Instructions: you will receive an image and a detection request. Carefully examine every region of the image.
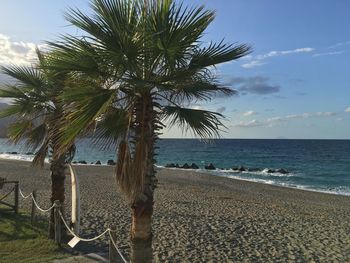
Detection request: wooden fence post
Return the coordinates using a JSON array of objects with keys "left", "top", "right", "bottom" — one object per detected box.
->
[
  {"left": 54, "top": 200, "right": 61, "bottom": 245},
  {"left": 31, "top": 190, "right": 37, "bottom": 225},
  {"left": 14, "top": 182, "right": 19, "bottom": 214},
  {"left": 109, "top": 225, "right": 118, "bottom": 262}
]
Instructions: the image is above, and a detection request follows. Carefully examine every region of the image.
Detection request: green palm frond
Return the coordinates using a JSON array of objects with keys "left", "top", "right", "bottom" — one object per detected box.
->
[
  {"left": 7, "top": 120, "right": 34, "bottom": 143},
  {"left": 56, "top": 81, "right": 117, "bottom": 150},
  {"left": 93, "top": 106, "right": 129, "bottom": 148},
  {"left": 161, "top": 106, "right": 224, "bottom": 138},
  {"left": 189, "top": 42, "right": 251, "bottom": 69}
]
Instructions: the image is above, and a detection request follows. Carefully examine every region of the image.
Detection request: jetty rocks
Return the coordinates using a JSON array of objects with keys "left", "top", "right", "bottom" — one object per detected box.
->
[
  {"left": 230, "top": 166, "right": 289, "bottom": 174},
  {"left": 165, "top": 163, "right": 200, "bottom": 169}
]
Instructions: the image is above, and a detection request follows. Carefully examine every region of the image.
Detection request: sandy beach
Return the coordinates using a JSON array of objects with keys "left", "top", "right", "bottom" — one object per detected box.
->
[{"left": 1, "top": 159, "right": 350, "bottom": 262}]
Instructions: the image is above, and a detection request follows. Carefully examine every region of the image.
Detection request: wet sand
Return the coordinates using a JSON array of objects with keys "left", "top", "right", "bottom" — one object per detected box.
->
[{"left": 1, "top": 159, "right": 350, "bottom": 262}]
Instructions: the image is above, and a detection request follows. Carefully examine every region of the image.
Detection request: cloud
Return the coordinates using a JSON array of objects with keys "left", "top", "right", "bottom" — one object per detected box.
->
[
  {"left": 0, "top": 34, "right": 41, "bottom": 66},
  {"left": 243, "top": 110, "right": 257, "bottom": 117},
  {"left": 216, "top": 106, "right": 226, "bottom": 113},
  {"left": 242, "top": 47, "right": 314, "bottom": 69},
  {"left": 313, "top": 51, "right": 344, "bottom": 57},
  {"left": 232, "top": 111, "right": 338, "bottom": 128},
  {"left": 227, "top": 76, "right": 280, "bottom": 95},
  {"left": 328, "top": 41, "right": 350, "bottom": 49},
  {"left": 345, "top": 107, "right": 350, "bottom": 112},
  {"left": 256, "top": 48, "right": 314, "bottom": 60},
  {"left": 233, "top": 119, "right": 264, "bottom": 128},
  {"left": 241, "top": 60, "right": 266, "bottom": 69}
]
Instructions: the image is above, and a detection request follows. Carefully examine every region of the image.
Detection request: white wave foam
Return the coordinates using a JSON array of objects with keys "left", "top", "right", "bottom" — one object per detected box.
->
[{"left": 0, "top": 153, "right": 36, "bottom": 162}]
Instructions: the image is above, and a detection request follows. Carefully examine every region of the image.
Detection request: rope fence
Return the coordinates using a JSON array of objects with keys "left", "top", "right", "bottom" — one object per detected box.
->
[{"left": 18, "top": 187, "right": 128, "bottom": 263}]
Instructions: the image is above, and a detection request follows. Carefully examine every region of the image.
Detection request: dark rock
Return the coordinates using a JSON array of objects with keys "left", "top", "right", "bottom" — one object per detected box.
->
[
  {"left": 237, "top": 165, "right": 246, "bottom": 172},
  {"left": 11, "top": 152, "right": 17, "bottom": 155},
  {"left": 107, "top": 159, "right": 116, "bottom": 165},
  {"left": 191, "top": 163, "right": 199, "bottom": 169},
  {"left": 165, "top": 163, "right": 176, "bottom": 168},
  {"left": 25, "top": 152, "right": 33, "bottom": 155},
  {"left": 175, "top": 164, "right": 180, "bottom": 168},
  {"left": 276, "top": 168, "right": 289, "bottom": 174},
  {"left": 181, "top": 163, "right": 190, "bottom": 169},
  {"left": 266, "top": 169, "right": 275, "bottom": 173},
  {"left": 95, "top": 160, "right": 101, "bottom": 165},
  {"left": 72, "top": 161, "right": 77, "bottom": 164},
  {"left": 205, "top": 163, "right": 215, "bottom": 170},
  {"left": 79, "top": 160, "right": 87, "bottom": 164}
]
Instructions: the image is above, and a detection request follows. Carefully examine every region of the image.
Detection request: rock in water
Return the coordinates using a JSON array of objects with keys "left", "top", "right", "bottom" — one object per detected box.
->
[
  {"left": 165, "top": 163, "right": 176, "bottom": 168},
  {"left": 276, "top": 168, "right": 289, "bottom": 174},
  {"left": 191, "top": 163, "right": 199, "bottom": 169},
  {"left": 205, "top": 163, "right": 216, "bottom": 170},
  {"left": 95, "top": 160, "right": 101, "bottom": 165},
  {"left": 237, "top": 165, "right": 246, "bottom": 172},
  {"left": 107, "top": 159, "right": 116, "bottom": 165},
  {"left": 79, "top": 160, "right": 87, "bottom": 164},
  {"left": 266, "top": 169, "right": 275, "bottom": 173},
  {"left": 182, "top": 163, "right": 190, "bottom": 169}
]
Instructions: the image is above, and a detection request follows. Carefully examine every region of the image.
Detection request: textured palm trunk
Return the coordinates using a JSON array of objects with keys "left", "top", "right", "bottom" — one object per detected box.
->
[
  {"left": 48, "top": 153, "right": 66, "bottom": 239},
  {"left": 130, "top": 95, "right": 157, "bottom": 263}
]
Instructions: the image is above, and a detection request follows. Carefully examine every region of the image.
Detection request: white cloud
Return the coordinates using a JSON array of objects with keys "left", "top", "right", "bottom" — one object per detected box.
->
[
  {"left": 0, "top": 34, "right": 40, "bottom": 66},
  {"left": 243, "top": 110, "right": 257, "bottom": 117},
  {"left": 241, "top": 60, "right": 266, "bottom": 69},
  {"left": 233, "top": 119, "right": 263, "bottom": 128},
  {"left": 313, "top": 51, "right": 344, "bottom": 57},
  {"left": 232, "top": 111, "right": 337, "bottom": 128},
  {"left": 345, "top": 107, "right": 350, "bottom": 112},
  {"left": 256, "top": 47, "right": 314, "bottom": 60},
  {"left": 241, "top": 47, "right": 314, "bottom": 69},
  {"left": 328, "top": 41, "right": 350, "bottom": 49}
]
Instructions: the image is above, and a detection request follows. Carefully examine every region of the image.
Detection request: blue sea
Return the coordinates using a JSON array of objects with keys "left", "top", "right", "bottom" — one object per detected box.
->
[{"left": 0, "top": 138, "right": 349, "bottom": 196}]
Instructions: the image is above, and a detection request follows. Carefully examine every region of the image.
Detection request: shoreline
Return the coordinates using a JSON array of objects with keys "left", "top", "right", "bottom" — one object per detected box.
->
[
  {"left": 1, "top": 159, "right": 350, "bottom": 261},
  {"left": 1, "top": 156, "right": 348, "bottom": 197}
]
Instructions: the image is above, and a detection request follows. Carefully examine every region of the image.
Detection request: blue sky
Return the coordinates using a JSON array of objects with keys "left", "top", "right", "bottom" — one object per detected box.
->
[{"left": 0, "top": 0, "right": 349, "bottom": 139}]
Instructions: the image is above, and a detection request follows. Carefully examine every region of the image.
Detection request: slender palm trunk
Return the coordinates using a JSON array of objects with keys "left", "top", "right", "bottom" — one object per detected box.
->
[
  {"left": 130, "top": 95, "right": 158, "bottom": 263},
  {"left": 48, "top": 153, "right": 66, "bottom": 238},
  {"left": 48, "top": 107, "right": 67, "bottom": 239}
]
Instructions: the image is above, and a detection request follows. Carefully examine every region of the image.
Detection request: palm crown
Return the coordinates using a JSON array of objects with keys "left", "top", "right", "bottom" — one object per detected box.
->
[{"left": 0, "top": 50, "right": 74, "bottom": 165}]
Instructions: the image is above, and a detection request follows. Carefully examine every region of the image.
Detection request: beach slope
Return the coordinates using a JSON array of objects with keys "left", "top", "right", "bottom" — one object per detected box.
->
[{"left": 1, "top": 159, "right": 349, "bottom": 262}]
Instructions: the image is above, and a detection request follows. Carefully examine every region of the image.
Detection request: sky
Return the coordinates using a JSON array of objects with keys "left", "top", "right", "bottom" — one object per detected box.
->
[{"left": 0, "top": 0, "right": 349, "bottom": 139}]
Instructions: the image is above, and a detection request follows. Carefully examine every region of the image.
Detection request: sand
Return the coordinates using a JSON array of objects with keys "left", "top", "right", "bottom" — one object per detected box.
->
[{"left": 1, "top": 159, "right": 350, "bottom": 262}]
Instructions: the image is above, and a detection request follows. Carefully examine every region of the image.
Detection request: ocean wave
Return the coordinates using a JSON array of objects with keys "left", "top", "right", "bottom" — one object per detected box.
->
[
  {"left": 0, "top": 153, "right": 36, "bottom": 162},
  {"left": 157, "top": 165, "right": 350, "bottom": 196}
]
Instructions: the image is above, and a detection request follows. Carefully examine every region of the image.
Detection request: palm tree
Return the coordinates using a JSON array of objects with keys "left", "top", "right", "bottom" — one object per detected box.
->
[
  {"left": 47, "top": 0, "right": 251, "bottom": 261},
  {"left": 0, "top": 50, "right": 75, "bottom": 238}
]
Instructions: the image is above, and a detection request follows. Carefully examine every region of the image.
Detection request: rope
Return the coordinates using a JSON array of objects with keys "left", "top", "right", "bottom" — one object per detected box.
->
[
  {"left": 32, "top": 197, "right": 56, "bottom": 212},
  {"left": 0, "top": 187, "right": 15, "bottom": 201},
  {"left": 108, "top": 231, "right": 128, "bottom": 263},
  {"left": 58, "top": 210, "right": 127, "bottom": 263},
  {"left": 19, "top": 188, "right": 55, "bottom": 212},
  {"left": 19, "top": 188, "right": 32, "bottom": 199},
  {"left": 19, "top": 187, "right": 128, "bottom": 262},
  {"left": 59, "top": 210, "right": 110, "bottom": 241}
]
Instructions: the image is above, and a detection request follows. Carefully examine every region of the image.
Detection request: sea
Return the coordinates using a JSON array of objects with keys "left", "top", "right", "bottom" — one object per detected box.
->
[{"left": 0, "top": 138, "right": 349, "bottom": 196}]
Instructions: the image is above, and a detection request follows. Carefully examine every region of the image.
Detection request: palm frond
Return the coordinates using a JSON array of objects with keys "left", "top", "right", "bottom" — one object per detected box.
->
[
  {"left": 189, "top": 42, "right": 251, "bottom": 69},
  {"left": 7, "top": 120, "right": 33, "bottom": 143},
  {"left": 93, "top": 107, "right": 129, "bottom": 148},
  {"left": 56, "top": 82, "right": 116, "bottom": 152},
  {"left": 161, "top": 106, "right": 224, "bottom": 138}
]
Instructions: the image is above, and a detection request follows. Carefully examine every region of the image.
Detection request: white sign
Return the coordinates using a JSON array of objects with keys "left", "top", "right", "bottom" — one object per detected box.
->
[{"left": 68, "top": 236, "right": 80, "bottom": 248}]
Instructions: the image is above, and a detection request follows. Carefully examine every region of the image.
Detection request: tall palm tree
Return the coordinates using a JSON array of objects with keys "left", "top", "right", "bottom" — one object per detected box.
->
[
  {"left": 0, "top": 50, "right": 75, "bottom": 238},
  {"left": 47, "top": 0, "right": 251, "bottom": 261}
]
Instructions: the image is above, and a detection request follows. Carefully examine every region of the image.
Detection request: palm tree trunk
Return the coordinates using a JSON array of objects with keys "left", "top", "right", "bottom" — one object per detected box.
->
[
  {"left": 48, "top": 154, "right": 66, "bottom": 239},
  {"left": 130, "top": 95, "right": 158, "bottom": 263}
]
